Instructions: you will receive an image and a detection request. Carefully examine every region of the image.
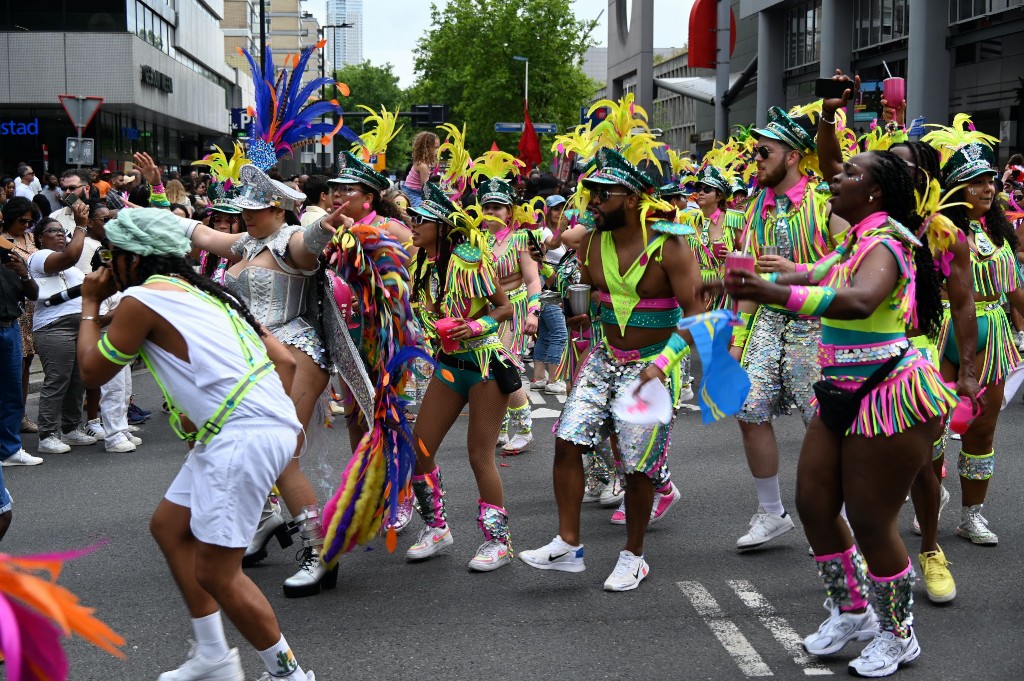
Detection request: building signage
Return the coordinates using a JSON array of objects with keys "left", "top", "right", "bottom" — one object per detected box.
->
[
  {"left": 141, "top": 65, "right": 173, "bottom": 93},
  {"left": 1, "top": 118, "right": 40, "bottom": 135}
]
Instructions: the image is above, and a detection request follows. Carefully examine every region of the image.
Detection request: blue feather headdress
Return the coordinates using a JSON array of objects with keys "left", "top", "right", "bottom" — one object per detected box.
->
[{"left": 237, "top": 41, "right": 361, "bottom": 170}]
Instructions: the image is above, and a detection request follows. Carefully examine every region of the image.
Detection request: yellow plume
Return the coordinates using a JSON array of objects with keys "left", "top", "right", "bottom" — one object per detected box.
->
[
  {"left": 514, "top": 197, "right": 545, "bottom": 227},
  {"left": 667, "top": 148, "right": 697, "bottom": 179},
  {"left": 451, "top": 204, "right": 498, "bottom": 264},
  {"left": 621, "top": 131, "right": 665, "bottom": 173},
  {"left": 588, "top": 93, "right": 650, "bottom": 149},
  {"left": 789, "top": 99, "right": 824, "bottom": 124},
  {"left": 352, "top": 105, "right": 402, "bottom": 160},
  {"left": 437, "top": 122, "right": 472, "bottom": 194},
  {"left": 921, "top": 113, "right": 1000, "bottom": 165},
  {"left": 552, "top": 125, "right": 598, "bottom": 160},
  {"left": 471, "top": 150, "right": 524, "bottom": 183},
  {"left": 193, "top": 142, "right": 251, "bottom": 183}
]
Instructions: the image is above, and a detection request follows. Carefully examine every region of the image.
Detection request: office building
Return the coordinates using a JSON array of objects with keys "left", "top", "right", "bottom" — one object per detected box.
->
[
  {"left": 326, "top": 0, "right": 363, "bottom": 70},
  {"left": 0, "top": 1, "right": 248, "bottom": 173}
]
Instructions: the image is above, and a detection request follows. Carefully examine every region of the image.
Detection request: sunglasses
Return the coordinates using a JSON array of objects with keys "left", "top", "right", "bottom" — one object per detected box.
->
[
  {"left": 16, "top": 216, "right": 35, "bottom": 226},
  {"left": 592, "top": 187, "right": 630, "bottom": 202},
  {"left": 410, "top": 214, "right": 432, "bottom": 225},
  {"left": 694, "top": 184, "right": 717, "bottom": 195},
  {"left": 754, "top": 146, "right": 774, "bottom": 160},
  {"left": 92, "top": 215, "right": 113, "bottom": 223},
  {"left": 40, "top": 228, "right": 66, "bottom": 236}
]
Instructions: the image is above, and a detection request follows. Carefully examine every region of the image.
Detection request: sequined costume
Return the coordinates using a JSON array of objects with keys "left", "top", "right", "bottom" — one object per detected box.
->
[
  {"left": 685, "top": 208, "right": 746, "bottom": 310},
  {"left": 737, "top": 177, "right": 833, "bottom": 425},
  {"left": 810, "top": 213, "right": 957, "bottom": 436},
  {"left": 225, "top": 224, "right": 327, "bottom": 368},
  {"left": 935, "top": 219, "right": 1024, "bottom": 384}
]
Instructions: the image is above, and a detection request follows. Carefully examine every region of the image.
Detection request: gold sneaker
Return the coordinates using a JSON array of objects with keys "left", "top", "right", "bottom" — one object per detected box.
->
[{"left": 919, "top": 546, "right": 956, "bottom": 603}]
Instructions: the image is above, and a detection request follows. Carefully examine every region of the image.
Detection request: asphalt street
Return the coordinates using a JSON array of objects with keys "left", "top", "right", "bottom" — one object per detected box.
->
[{"left": 5, "top": 369, "right": 1024, "bottom": 680}]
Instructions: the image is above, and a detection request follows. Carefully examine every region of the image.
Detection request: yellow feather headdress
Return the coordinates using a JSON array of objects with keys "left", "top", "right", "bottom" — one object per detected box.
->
[
  {"left": 193, "top": 142, "right": 251, "bottom": 184},
  {"left": 470, "top": 150, "right": 524, "bottom": 183},
  {"left": 351, "top": 105, "right": 402, "bottom": 160},
  {"left": 920, "top": 113, "right": 999, "bottom": 165},
  {"left": 437, "top": 122, "right": 473, "bottom": 197}
]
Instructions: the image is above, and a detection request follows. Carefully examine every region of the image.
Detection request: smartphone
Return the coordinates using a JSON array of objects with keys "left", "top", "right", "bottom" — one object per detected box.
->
[
  {"left": 0, "top": 249, "right": 10, "bottom": 264},
  {"left": 62, "top": 192, "right": 80, "bottom": 209},
  {"left": 526, "top": 229, "right": 544, "bottom": 255},
  {"left": 814, "top": 78, "right": 853, "bottom": 101}
]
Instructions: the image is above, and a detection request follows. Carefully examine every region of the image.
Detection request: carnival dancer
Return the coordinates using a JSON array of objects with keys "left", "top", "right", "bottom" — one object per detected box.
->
[
  {"left": 723, "top": 150, "right": 956, "bottom": 678},
  {"left": 471, "top": 151, "right": 543, "bottom": 454},
  {"left": 77, "top": 208, "right": 317, "bottom": 681},
  {"left": 686, "top": 145, "right": 747, "bottom": 310},
  {"left": 520, "top": 143, "right": 705, "bottom": 591},
  {"left": 731, "top": 105, "right": 845, "bottom": 550},
  {"left": 400, "top": 183, "right": 518, "bottom": 570},
  {"left": 922, "top": 116, "right": 1024, "bottom": 547}
]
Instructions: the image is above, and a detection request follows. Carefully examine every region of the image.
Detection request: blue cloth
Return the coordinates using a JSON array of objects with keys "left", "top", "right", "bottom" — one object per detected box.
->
[
  {"left": 0, "top": 323, "right": 24, "bottom": 458},
  {"left": 401, "top": 182, "right": 424, "bottom": 208},
  {"left": 534, "top": 304, "right": 568, "bottom": 364},
  {"left": 677, "top": 310, "right": 751, "bottom": 424}
]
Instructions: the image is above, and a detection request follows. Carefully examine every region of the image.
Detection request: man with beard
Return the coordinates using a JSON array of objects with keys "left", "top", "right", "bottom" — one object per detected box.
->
[
  {"left": 520, "top": 147, "right": 704, "bottom": 591},
  {"left": 731, "top": 106, "right": 846, "bottom": 550}
]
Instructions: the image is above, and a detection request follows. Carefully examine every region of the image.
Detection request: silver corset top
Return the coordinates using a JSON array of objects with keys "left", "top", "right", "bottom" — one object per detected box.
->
[{"left": 224, "top": 265, "right": 315, "bottom": 329}]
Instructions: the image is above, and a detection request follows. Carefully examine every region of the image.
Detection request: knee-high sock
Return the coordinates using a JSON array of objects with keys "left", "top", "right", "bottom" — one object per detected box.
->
[{"left": 412, "top": 467, "right": 447, "bottom": 528}]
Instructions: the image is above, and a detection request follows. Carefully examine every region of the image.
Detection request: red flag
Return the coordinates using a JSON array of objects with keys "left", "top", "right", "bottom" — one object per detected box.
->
[
  {"left": 490, "top": 141, "right": 500, "bottom": 151},
  {"left": 518, "top": 104, "right": 542, "bottom": 170}
]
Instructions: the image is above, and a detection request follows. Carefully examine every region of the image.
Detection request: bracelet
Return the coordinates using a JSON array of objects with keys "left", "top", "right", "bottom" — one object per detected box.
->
[
  {"left": 821, "top": 112, "right": 836, "bottom": 125},
  {"left": 81, "top": 316, "right": 100, "bottom": 324},
  {"left": 652, "top": 333, "right": 690, "bottom": 374},
  {"left": 784, "top": 285, "right": 836, "bottom": 316}
]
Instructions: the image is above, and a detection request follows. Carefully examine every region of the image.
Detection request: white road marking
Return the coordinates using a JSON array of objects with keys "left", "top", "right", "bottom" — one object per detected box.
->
[
  {"left": 527, "top": 390, "right": 547, "bottom": 405},
  {"left": 678, "top": 581, "right": 774, "bottom": 677},
  {"left": 530, "top": 408, "right": 562, "bottom": 419},
  {"left": 554, "top": 393, "right": 567, "bottom": 404},
  {"left": 728, "top": 580, "right": 834, "bottom": 676}
]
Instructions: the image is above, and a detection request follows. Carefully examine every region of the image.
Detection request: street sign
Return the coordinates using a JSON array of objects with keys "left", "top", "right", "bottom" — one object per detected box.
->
[
  {"left": 494, "top": 122, "right": 557, "bottom": 134},
  {"left": 907, "top": 115, "right": 926, "bottom": 138},
  {"left": 66, "top": 137, "right": 95, "bottom": 165},
  {"left": 58, "top": 95, "right": 104, "bottom": 134}
]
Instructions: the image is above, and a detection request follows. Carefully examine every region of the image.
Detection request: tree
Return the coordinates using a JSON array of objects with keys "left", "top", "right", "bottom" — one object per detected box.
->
[
  {"left": 332, "top": 61, "right": 413, "bottom": 175},
  {"left": 412, "top": 0, "right": 599, "bottom": 162}
]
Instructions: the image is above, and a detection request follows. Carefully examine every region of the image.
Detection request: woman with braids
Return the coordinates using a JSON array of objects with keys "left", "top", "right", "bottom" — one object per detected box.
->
[
  {"left": 402, "top": 182, "right": 518, "bottom": 571},
  {"left": 723, "top": 150, "right": 957, "bottom": 677},
  {"left": 76, "top": 208, "right": 316, "bottom": 681},
  {"left": 922, "top": 117, "right": 1024, "bottom": 547},
  {"left": 134, "top": 150, "right": 349, "bottom": 599}
]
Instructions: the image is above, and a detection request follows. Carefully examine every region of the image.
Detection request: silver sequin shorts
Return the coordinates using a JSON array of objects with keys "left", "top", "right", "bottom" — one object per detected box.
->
[
  {"left": 738, "top": 307, "right": 821, "bottom": 425},
  {"left": 556, "top": 342, "right": 676, "bottom": 479}
]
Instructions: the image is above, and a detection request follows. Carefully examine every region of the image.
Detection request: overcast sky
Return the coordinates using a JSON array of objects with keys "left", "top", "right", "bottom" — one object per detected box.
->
[{"left": 309, "top": 0, "right": 695, "bottom": 87}]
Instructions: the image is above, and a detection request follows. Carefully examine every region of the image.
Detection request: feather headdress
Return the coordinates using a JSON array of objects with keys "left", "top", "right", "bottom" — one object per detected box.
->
[
  {"left": 859, "top": 119, "right": 908, "bottom": 152},
  {"left": 666, "top": 147, "right": 698, "bottom": 182},
  {"left": 352, "top": 105, "right": 402, "bottom": 161},
  {"left": 922, "top": 114, "right": 1000, "bottom": 185},
  {"left": 915, "top": 174, "right": 969, "bottom": 277},
  {"left": 437, "top": 123, "right": 473, "bottom": 197},
  {"left": 552, "top": 125, "right": 599, "bottom": 162},
  {"left": 238, "top": 42, "right": 359, "bottom": 170},
  {"left": 470, "top": 150, "right": 524, "bottom": 184},
  {"left": 192, "top": 142, "right": 251, "bottom": 186}
]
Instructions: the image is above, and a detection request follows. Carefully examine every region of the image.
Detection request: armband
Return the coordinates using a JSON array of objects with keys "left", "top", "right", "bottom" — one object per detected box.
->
[
  {"left": 303, "top": 218, "right": 334, "bottom": 254},
  {"left": 150, "top": 183, "right": 170, "bottom": 208},
  {"left": 540, "top": 262, "right": 555, "bottom": 279},
  {"left": 527, "top": 293, "right": 541, "bottom": 314},
  {"left": 98, "top": 334, "right": 137, "bottom": 366},
  {"left": 731, "top": 311, "right": 752, "bottom": 348},
  {"left": 652, "top": 333, "right": 690, "bottom": 373},
  {"left": 784, "top": 285, "right": 836, "bottom": 317},
  {"left": 467, "top": 315, "right": 498, "bottom": 337}
]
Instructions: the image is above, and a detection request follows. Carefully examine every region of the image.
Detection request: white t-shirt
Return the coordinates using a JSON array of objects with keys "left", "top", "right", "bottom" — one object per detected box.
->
[
  {"left": 75, "top": 236, "right": 102, "bottom": 274},
  {"left": 14, "top": 181, "right": 35, "bottom": 199},
  {"left": 27, "top": 250, "right": 85, "bottom": 330},
  {"left": 538, "top": 226, "right": 567, "bottom": 265}
]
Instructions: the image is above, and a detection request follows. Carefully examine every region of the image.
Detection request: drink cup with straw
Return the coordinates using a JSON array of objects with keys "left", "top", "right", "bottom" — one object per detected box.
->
[
  {"left": 882, "top": 60, "right": 905, "bottom": 112},
  {"left": 725, "top": 227, "right": 756, "bottom": 323}
]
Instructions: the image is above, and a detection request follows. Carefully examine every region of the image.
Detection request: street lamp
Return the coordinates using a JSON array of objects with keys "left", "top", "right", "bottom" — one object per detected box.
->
[
  {"left": 513, "top": 55, "right": 529, "bottom": 107},
  {"left": 319, "top": 22, "right": 353, "bottom": 171}
]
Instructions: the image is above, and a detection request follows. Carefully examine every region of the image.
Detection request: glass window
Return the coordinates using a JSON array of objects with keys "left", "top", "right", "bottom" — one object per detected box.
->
[
  {"left": 126, "top": 1, "right": 136, "bottom": 33},
  {"left": 855, "top": 0, "right": 909, "bottom": 49},
  {"left": 785, "top": 1, "right": 821, "bottom": 71}
]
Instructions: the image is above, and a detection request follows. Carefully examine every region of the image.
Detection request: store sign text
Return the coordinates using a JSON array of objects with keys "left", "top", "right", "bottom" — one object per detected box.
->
[
  {"left": 141, "top": 65, "right": 173, "bottom": 93},
  {"left": 0, "top": 119, "right": 39, "bottom": 135}
]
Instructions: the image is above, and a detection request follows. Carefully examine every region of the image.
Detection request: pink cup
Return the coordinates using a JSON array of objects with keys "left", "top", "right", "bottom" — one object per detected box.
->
[
  {"left": 883, "top": 77, "right": 905, "bottom": 107},
  {"left": 725, "top": 251, "right": 756, "bottom": 274},
  {"left": 434, "top": 317, "right": 463, "bottom": 354},
  {"left": 949, "top": 396, "right": 981, "bottom": 435}
]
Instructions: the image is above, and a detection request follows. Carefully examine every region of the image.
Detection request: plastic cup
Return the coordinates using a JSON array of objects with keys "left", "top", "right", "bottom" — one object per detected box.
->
[
  {"left": 949, "top": 396, "right": 980, "bottom": 435},
  {"left": 711, "top": 241, "right": 728, "bottom": 259},
  {"left": 568, "top": 283, "right": 592, "bottom": 316},
  {"left": 883, "top": 77, "right": 905, "bottom": 107},
  {"left": 434, "top": 317, "right": 463, "bottom": 354},
  {"left": 760, "top": 245, "right": 780, "bottom": 257},
  {"left": 725, "top": 251, "right": 756, "bottom": 274}
]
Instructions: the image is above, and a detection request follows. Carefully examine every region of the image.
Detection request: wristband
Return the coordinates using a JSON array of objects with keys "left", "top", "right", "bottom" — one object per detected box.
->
[
  {"left": 303, "top": 218, "right": 334, "bottom": 254},
  {"left": 540, "top": 262, "right": 554, "bottom": 279},
  {"left": 784, "top": 285, "right": 836, "bottom": 316},
  {"left": 468, "top": 315, "right": 498, "bottom": 337},
  {"left": 98, "top": 334, "right": 137, "bottom": 366},
  {"left": 731, "top": 310, "right": 753, "bottom": 348},
  {"left": 466, "top": 319, "right": 483, "bottom": 336},
  {"left": 652, "top": 332, "right": 690, "bottom": 374},
  {"left": 527, "top": 292, "right": 541, "bottom": 315}
]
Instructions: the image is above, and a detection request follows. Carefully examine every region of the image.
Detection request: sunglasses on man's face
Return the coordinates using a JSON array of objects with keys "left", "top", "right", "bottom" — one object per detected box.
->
[
  {"left": 754, "top": 146, "right": 774, "bottom": 160},
  {"left": 592, "top": 187, "right": 630, "bottom": 203}
]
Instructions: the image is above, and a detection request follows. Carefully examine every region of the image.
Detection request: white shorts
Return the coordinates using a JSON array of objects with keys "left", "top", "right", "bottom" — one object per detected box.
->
[{"left": 165, "top": 417, "right": 300, "bottom": 548}]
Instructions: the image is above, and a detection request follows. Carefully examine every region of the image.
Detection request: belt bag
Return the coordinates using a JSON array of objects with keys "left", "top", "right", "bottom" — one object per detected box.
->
[
  {"left": 812, "top": 346, "right": 908, "bottom": 434},
  {"left": 438, "top": 352, "right": 522, "bottom": 395}
]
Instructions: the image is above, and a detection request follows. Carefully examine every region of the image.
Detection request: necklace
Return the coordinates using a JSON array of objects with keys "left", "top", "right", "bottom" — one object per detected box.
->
[{"left": 970, "top": 220, "right": 995, "bottom": 257}]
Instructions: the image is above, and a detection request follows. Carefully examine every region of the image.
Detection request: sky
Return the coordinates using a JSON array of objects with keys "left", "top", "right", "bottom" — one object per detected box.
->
[{"left": 310, "top": 0, "right": 695, "bottom": 88}]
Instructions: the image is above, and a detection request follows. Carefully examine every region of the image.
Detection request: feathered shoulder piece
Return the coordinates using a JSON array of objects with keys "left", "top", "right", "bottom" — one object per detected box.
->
[
  {"left": 446, "top": 205, "right": 498, "bottom": 298},
  {"left": 238, "top": 42, "right": 359, "bottom": 170},
  {"left": 437, "top": 123, "right": 473, "bottom": 196},
  {"left": 921, "top": 113, "right": 999, "bottom": 165},
  {"left": 192, "top": 142, "right": 251, "bottom": 185},
  {"left": 650, "top": 218, "right": 695, "bottom": 236},
  {"left": 352, "top": 105, "right": 402, "bottom": 160},
  {"left": 471, "top": 150, "right": 524, "bottom": 183}
]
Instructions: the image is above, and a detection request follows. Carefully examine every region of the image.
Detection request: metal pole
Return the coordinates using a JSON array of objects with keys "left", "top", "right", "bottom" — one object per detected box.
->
[
  {"left": 714, "top": 0, "right": 730, "bottom": 142},
  {"left": 259, "top": 0, "right": 267, "bottom": 73},
  {"left": 76, "top": 125, "right": 84, "bottom": 171},
  {"left": 524, "top": 58, "right": 529, "bottom": 108}
]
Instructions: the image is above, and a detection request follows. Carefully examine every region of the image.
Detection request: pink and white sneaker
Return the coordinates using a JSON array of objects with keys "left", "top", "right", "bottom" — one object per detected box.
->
[
  {"left": 610, "top": 500, "right": 626, "bottom": 525},
  {"left": 649, "top": 482, "right": 680, "bottom": 524}
]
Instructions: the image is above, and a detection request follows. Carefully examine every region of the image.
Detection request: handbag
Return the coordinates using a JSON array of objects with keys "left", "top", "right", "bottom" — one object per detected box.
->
[
  {"left": 437, "top": 352, "right": 523, "bottom": 395},
  {"left": 813, "top": 346, "right": 908, "bottom": 434}
]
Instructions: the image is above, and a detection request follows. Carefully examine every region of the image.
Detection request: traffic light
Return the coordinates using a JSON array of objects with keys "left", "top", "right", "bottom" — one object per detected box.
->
[{"left": 411, "top": 104, "right": 449, "bottom": 127}]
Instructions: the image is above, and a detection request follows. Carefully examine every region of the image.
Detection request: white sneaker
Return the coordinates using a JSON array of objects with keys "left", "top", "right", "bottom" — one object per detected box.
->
[
  {"left": 384, "top": 495, "right": 414, "bottom": 533},
  {"left": 736, "top": 507, "right": 795, "bottom": 549},
  {"left": 257, "top": 672, "right": 316, "bottom": 681},
  {"left": 955, "top": 504, "right": 998, "bottom": 545},
  {"left": 2, "top": 449, "right": 43, "bottom": 466},
  {"left": 496, "top": 432, "right": 509, "bottom": 447},
  {"left": 545, "top": 380, "right": 567, "bottom": 394},
  {"left": 678, "top": 384, "right": 695, "bottom": 403},
  {"left": 529, "top": 379, "right": 548, "bottom": 391},
  {"left": 519, "top": 535, "right": 586, "bottom": 572},
  {"left": 583, "top": 480, "right": 607, "bottom": 503},
  {"left": 61, "top": 428, "right": 97, "bottom": 446},
  {"left": 128, "top": 434, "right": 143, "bottom": 446},
  {"left": 502, "top": 432, "right": 533, "bottom": 453},
  {"left": 38, "top": 435, "right": 70, "bottom": 455},
  {"left": 603, "top": 550, "right": 649, "bottom": 592},
  {"left": 802, "top": 598, "right": 879, "bottom": 655},
  {"left": 157, "top": 642, "right": 244, "bottom": 681},
  {"left": 912, "top": 485, "right": 949, "bottom": 535},
  {"left": 468, "top": 539, "right": 512, "bottom": 572},
  {"left": 848, "top": 629, "right": 920, "bottom": 678},
  {"left": 126, "top": 424, "right": 141, "bottom": 433},
  {"left": 105, "top": 435, "right": 137, "bottom": 453},
  {"left": 610, "top": 499, "right": 626, "bottom": 525},
  {"left": 599, "top": 477, "right": 624, "bottom": 506},
  {"left": 406, "top": 524, "right": 453, "bottom": 561},
  {"left": 84, "top": 418, "right": 106, "bottom": 439}
]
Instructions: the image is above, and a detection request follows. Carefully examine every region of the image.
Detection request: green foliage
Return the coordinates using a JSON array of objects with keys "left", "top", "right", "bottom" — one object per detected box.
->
[
  {"left": 412, "top": 0, "right": 599, "bottom": 162},
  {"left": 332, "top": 61, "right": 413, "bottom": 174}
]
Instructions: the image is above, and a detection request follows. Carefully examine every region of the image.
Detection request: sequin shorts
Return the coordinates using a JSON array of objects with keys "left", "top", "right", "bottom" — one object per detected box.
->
[
  {"left": 556, "top": 343, "right": 676, "bottom": 478},
  {"left": 738, "top": 307, "right": 821, "bottom": 425}
]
